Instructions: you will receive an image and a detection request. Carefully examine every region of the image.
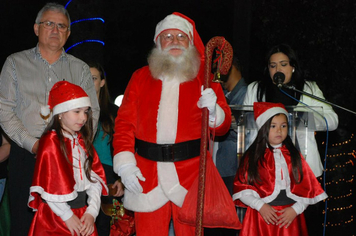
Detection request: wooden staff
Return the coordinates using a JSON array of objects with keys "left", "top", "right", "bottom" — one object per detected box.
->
[{"left": 195, "top": 36, "right": 233, "bottom": 235}]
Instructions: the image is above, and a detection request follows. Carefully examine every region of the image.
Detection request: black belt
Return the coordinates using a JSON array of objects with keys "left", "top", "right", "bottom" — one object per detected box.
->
[
  {"left": 135, "top": 138, "right": 201, "bottom": 162},
  {"left": 42, "top": 191, "right": 87, "bottom": 209},
  {"left": 269, "top": 190, "right": 296, "bottom": 206}
]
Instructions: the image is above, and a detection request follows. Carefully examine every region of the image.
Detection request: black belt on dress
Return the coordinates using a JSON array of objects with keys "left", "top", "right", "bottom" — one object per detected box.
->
[
  {"left": 269, "top": 190, "right": 296, "bottom": 206},
  {"left": 42, "top": 191, "right": 87, "bottom": 209},
  {"left": 135, "top": 138, "right": 201, "bottom": 162}
]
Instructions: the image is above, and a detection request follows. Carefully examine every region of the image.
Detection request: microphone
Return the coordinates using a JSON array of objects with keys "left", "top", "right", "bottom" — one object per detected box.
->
[{"left": 273, "top": 72, "right": 285, "bottom": 88}]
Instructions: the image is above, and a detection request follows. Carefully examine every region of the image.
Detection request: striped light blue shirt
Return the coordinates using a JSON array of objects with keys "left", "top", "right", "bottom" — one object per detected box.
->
[{"left": 0, "top": 45, "right": 99, "bottom": 152}]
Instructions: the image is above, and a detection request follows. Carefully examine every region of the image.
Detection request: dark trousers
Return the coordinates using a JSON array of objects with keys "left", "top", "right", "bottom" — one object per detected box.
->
[
  {"left": 96, "top": 163, "right": 118, "bottom": 236},
  {"left": 8, "top": 142, "right": 35, "bottom": 236}
]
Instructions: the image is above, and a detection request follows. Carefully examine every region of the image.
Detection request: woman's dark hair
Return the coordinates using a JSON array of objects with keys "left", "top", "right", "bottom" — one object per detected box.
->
[
  {"left": 238, "top": 113, "right": 303, "bottom": 185},
  {"left": 43, "top": 109, "right": 95, "bottom": 182},
  {"left": 257, "top": 44, "right": 308, "bottom": 103},
  {"left": 87, "top": 62, "right": 115, "bottom": 142}
]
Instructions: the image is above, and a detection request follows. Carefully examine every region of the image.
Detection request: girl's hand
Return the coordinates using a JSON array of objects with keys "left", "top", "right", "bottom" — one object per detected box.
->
[
  {"left": 276, "top": 207, "right": 297, "bottom": 228},
  {"left": 65, "top": 215, "right": 82, "bottom": 236},
  {"left": 80, "top": 213, "right": 95, "bottom": 236},
  {"left": 259, "top": 203, "right": 278, "bottom": 225},
  {"left": 112, "top": 180, "right": 125, "bottom": 197}
]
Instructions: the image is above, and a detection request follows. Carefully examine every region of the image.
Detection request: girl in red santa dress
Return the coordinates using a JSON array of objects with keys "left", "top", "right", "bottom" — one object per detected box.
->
[
  {"left": 233, "top": 102, "right": 327, "bottom": 236},
  {"left": 28, "top": 81, "right": 108, "bottom": 236}
]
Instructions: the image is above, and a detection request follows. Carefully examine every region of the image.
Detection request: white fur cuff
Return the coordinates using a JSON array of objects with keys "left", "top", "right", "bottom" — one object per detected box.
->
[
  {"left": 113, "top": 151, "right": 136, "bottom": 174},
  {"left": 209, "top": 104, "right": 225, "bottom": 127}
]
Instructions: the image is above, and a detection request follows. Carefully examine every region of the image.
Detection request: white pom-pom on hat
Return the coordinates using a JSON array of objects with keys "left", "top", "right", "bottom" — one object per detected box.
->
[{"left": 40, "top": 104, "right": 51, "bottom": 117}]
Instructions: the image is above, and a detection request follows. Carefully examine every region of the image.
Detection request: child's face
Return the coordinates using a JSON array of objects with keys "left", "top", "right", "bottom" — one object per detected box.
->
[
  {"left": 59, "top": 106, "right": 89, "bottom": 134},
  {"left": 268, "top": 114, "right": 288, "bottom": 146}
]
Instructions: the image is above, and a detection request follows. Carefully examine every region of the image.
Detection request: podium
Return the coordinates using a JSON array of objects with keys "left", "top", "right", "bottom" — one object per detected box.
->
[{"left": 229, "top": 105, "right": 324, "bottom": 160}]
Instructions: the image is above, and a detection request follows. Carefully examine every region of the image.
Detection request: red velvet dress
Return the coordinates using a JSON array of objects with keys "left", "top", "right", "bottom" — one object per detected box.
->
[
  {"left": 233, "top": 145, "right": 327, "bottom": 236},
  {"left": 28, "top": 131, "right": 108, "bottom": 236}
]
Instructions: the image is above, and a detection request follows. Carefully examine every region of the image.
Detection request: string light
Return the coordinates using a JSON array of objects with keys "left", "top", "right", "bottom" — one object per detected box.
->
[
  {"left": 322, "top": 215, "right": 354, "bottom": 227},
  {"left": 320, "top": 132, "right": 356, "bottom": 231},
  {"left": 326, "top": 150, "right": 356, "bottom": 158},
  {"left": 325, "top": 160, "right": 354, "bottom": 172},
  {"left": 321, "top": 133, "right": 355, "bottom": 146},
  {"left": 326, "top": 204, "right": 353, "bottom": 212},
  {"left": 64, "top": 1, "right": 105, "bottom": 52},
  {"left": 65, "top": 40, "right": 105, "bottom": 52},
  {"left": 65, "top": 0, "right": 72, "bottom": 9},
  {"left": 71, "top": 17, "right": 105, "bottom": 25}
]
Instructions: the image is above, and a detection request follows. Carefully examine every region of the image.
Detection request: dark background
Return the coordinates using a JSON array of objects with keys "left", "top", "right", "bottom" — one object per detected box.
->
[{"left": 1, "top": 0, "right": 356, "bottom": 234}]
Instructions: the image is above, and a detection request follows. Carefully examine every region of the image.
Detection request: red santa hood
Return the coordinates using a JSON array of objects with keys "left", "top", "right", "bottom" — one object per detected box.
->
[{"left": 154, "top": 12, "right": 205, "bottom": 60}]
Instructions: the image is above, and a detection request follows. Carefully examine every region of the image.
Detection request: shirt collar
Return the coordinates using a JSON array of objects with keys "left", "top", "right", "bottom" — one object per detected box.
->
[
  {"left": 271, "top": 143, "right": 283, "bottom": 149},
  {"left": 34, "top": 44, "right": 68, "bottom": 63}
]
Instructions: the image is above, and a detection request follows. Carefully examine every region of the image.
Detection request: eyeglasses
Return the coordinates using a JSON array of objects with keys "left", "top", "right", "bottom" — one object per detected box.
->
[
  {"left": 161, "top": 33, "right": 188, "bottom": 42},
  {"left": 38, "top": 21, "right": 69, "bottom": 32}
]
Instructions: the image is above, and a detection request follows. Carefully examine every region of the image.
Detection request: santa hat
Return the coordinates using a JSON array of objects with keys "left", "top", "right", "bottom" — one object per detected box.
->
[
  {"left": 153, "top": 12, "right": 205, "bottom": 57},
  {"left": 254, "top": 102, "right": 289, "bottom": 129},
  {"left": 41, "top": 81, "right": 91, "bottom": 117}
]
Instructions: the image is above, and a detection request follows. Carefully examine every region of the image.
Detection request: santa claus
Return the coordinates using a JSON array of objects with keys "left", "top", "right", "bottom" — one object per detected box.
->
[{"left": 113, "top": 12, "right": 237, "bottom": 235}]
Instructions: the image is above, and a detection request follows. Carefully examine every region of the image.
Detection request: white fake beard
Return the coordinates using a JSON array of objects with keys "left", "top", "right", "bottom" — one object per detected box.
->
[{"left": 148, "top": 45, "right": 201, "bottom": 82}]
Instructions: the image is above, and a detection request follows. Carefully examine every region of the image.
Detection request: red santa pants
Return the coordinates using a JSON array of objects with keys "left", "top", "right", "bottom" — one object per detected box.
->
[{"left": 134, "top": 201, "right": 195, "bottom": 236}]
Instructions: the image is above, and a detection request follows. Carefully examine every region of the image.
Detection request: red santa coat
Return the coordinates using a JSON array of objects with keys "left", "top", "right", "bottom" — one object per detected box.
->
[
  {"left": 113, "top": 64, "right": 231, "bottom": 212},
  {"left": 28, "top": 131, "right": 108, "bottom": 235}
]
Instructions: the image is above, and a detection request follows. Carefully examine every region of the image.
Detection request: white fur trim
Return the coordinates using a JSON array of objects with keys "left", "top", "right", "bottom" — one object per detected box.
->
[
  {"left": 123, "top": 186, "right": 170, "bottom": 212},
  {"left": 113, "top": 151, "right": 136, "bottom": 174},
  {"left": 28, "top": 186, "right": 77, "bottom": 210},
  {"left": 209, "top": 104, "right": 225, "bottom": 128},
  {"left": 256, "top": 107, "right": 289, "bottom": 129},
  {"left": 157, "top": 162, "right": 188, "bottom": 207},
  {"left": 122, "top": 163, "right": 188, "bottom": 212},
  {"left": 53, "top": 97, "right": 91, "bottom": 115},
  {"left": 154, "top": 14, "right": 193, "bottom": 43},
  {"left": 156, "top": 78, "right": 180, "bottom": 143}
]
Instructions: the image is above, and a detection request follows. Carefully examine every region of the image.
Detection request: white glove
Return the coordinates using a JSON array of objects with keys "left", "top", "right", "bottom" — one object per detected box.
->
[
  {"left": 118, "top": 163, "right": 146, "bottom": 194},
  {"left": 197, "top": 85, "right": 217, "bottom": 122}
]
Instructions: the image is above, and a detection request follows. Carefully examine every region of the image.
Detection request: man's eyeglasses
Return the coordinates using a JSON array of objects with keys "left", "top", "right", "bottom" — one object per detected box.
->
[
  {"left": 161, "top": 33, "right": 188, "bottom": 42},
  {"left": 38, "top": 21, "right": 69, "bottom": 32}
]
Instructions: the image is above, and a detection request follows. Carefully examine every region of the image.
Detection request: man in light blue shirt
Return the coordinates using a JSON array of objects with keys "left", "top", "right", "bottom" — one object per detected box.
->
[{"left": 0, "top": 3, "right": 99, "bottom": 235}]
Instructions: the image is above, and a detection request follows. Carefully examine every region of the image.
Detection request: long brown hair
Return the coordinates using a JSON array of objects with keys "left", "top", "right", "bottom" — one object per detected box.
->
[
  {"left": 238, "top": 114, "right": 303, "bottom": 185},
  {"left": 43, "top": 109, "right": 95, "bottom": 182},
  {"left": 87, "top": 62, "right": 115, "bottom": 141}
]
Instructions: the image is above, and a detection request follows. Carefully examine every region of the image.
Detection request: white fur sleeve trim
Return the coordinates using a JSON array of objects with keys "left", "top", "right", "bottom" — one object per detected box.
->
[
  {"left": 46, "top": 201, "right": 73, "bottom": 221},
  {"left": 113, "top": 151, "right": 136, "bottom": 174},
  {"left": 239, "top": 193, "right": 265, "bottom": 211},
  {"left": 90, "top": 170, "right": 109, "bottom": 194},
  {"left": 209, "top": 104, "right": 225, "bottom": 128},
  {"left": 233, "top": 189, "right": 261, "bottom": 202},
  {"left": 291, "top": 201, "right": 308, "bottom": 215}
]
